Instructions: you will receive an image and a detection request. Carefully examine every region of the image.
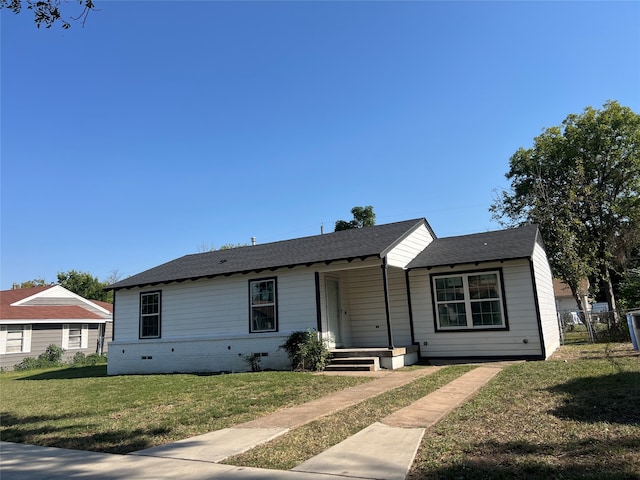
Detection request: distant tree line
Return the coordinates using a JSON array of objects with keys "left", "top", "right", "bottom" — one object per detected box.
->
[{"left": 12, "top": 269, "right": 121, "bottom": 303}]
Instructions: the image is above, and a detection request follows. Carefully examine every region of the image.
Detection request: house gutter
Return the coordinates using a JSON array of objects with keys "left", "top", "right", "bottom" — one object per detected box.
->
[{"left": 381, "top": 257, "right": 395, "bottom": 349}]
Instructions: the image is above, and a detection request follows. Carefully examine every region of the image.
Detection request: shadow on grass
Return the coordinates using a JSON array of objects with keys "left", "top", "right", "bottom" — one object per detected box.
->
[
  {"left": 1, "top": 410, "right": 169, "bottom": 454},
  {"left": 410, "top": 436, "right": 640, "bottom": 480},
  {"left": 548, "top": 372, "right": 640, "bottom": 425},
  {"left": 17, "top": 365, "right": 108, "bottom": 380}
]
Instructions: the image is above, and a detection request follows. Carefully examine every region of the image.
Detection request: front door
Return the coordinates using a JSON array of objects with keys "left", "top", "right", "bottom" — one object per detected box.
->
[{"left": 326, "top": 277, "right": 343, "bottom": 347}]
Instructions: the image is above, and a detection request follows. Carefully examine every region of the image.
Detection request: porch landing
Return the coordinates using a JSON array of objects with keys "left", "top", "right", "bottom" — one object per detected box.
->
[{"left": 327, "top": 346, "right": 420, "bottom": 372}]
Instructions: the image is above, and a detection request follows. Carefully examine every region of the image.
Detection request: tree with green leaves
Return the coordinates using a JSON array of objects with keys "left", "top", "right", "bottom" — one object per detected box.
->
[
  {"left": 334, "top": 206, "right": 376, "bottom": 231},
  {"left": 491, "top": 101, "right": 640, "bottom": 319},
  {"left": 0, "top": 0, "right": 96, "bottom": 28},
  {"left": 12, "top": 278, "right": 52, "bottom": 289},
  {"left": 57, "top": 270, "right": 111, "bottom": 302}
]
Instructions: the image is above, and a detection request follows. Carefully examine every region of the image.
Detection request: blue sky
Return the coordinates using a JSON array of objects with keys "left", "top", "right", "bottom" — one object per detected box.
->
[{"left": 2, "top": 1, "right": 639, "bottom": 290}]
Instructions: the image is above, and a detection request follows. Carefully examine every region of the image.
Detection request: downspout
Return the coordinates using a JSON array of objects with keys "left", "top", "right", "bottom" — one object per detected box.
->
[{"left": 381, "top": 257, "right": 395, "bottom": 349}]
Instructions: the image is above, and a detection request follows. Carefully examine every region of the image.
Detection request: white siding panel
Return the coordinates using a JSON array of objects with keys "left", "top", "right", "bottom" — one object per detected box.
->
[
  {"left": 532, "top": 242, "right": 561, "bottom": 358},
  {"left": 111, "top": 267, "right": 320, "bottom": 374},
  {"left": 386, "top": 225, "right": 434, "bottom": 268},
  {"left": 410, "top": 259, "right": 546, "bottom": 358}
]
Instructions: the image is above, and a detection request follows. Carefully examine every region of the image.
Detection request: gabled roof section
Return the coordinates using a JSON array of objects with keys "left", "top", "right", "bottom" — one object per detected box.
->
[
  {"left": 407, "top": 224, "right": 540, "bottom": 269},
  {"left": 0, "top": 286, "right": 110, "bottom": 322},
  {"left": 108, "top": 218, "right": 431, "bottom": 290}
]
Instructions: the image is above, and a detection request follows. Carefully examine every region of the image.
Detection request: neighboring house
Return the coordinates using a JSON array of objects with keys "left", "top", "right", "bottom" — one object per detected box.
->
[
  {"left": 106, "top": 218, "right": 560, "bottom": 375},
  {"left": 0, "top": 285, "right": 113, "bottom": 370},
  {"left": 553, "top": 278, "right": 590, "bottom": 314}
]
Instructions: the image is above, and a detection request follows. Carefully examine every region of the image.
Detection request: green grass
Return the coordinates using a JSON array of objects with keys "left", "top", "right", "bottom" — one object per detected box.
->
[
  {"left": 407, "top": 343, "right": 640, "bottom": 480},
  {"left": 0, "top": 367, "right": 370, "bottom": 453},
  {"left": 2, "top": 343, "right": 638, "bottom": 480}
]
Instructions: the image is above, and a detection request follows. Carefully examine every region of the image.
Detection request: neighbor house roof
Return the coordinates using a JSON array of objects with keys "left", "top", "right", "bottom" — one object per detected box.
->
[
  {"left": 553, "top": 278, "right": 590, "bottom": 297},
  {"left": 407, "top": 224, "right": 541, "bottom": 269},
  {"left": 108, "top": 218, "right": 434, "bottom": 290},
  {"left": 0, "top": 286, "right": 111, "bottom": 323}
]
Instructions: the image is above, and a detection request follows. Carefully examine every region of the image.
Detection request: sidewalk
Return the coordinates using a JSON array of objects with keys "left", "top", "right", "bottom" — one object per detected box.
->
[{"left": 0, "top": 363, "right": 506, "bottom": 480}]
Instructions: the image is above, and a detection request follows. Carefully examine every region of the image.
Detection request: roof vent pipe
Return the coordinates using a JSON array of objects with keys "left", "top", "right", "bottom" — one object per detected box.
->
[{"left": 251, "top": 237, "right": 256, "bottom": 246}]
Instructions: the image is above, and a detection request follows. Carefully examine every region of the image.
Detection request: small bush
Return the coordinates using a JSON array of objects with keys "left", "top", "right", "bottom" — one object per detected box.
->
[
  {"left": 41, "top": 344, "right": 65, "bottom": 363},
  {"left": 70, "top": 352, "right": 107, "bottom": 367},
  {"left": 243, "top": 353, "right": 262, "bottom": 372},
  {"left": 14, "top": 344, "right": 66, "bottom": 371},
  {"left": 280, "top": 330, "right": 331, "bottom": 371}
]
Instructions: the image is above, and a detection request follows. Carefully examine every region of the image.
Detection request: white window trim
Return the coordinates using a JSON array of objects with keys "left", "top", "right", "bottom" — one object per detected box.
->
[
  {"left": 62, "top": 324, "right": 89, "bottom": 350},
  {"left": 433, "top": 271, "right": 507, "bottom": 331},
  {"left": 0, "top": 324, "right": 31, "bottom": 354}
]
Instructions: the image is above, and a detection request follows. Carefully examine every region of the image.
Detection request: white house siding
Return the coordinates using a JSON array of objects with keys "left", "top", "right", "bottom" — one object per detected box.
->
[
  {"left": 338, "top": 265, "right": 412, "bottom": 348},
  {"left": 532, "top": 242, "right": 561, "bottom": 358},
  {"left": 386, "top": 224, "right": 434, "bottom": 268},
  {"left": 410, "top": 259, "right": 547, "bottom": 359},
  {"left": 108, "top": 267, "right": 319, "bottom": 375}
]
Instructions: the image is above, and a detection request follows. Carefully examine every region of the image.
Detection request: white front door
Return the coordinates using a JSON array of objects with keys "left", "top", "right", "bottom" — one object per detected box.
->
[{"left": 326, "top": 277, "right": 343, "bottom": 347}]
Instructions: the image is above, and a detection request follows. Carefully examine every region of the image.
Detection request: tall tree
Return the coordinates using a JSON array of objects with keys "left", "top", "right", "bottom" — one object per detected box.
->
[
  {"left": 335, "top": 206, "right": 376, "bottom": 231},
  {"left": 57, "top": 270, "right": 110, "bottom": 302},
  {"left": 491, "top": 101, "right": 640, "bottom": 318},
  {"left": 0, "top": 0, "right": 96, "bottom": 28}
]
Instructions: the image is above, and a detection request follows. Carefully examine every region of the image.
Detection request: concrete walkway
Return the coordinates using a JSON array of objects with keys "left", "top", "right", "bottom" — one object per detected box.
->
[{"left": 0, "top": 363, "right": 506, "bottom": 480}]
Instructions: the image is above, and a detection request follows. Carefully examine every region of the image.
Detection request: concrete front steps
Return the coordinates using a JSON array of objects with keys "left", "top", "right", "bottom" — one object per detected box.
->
[
  {"left": 326, "top": 346, "right": 420, "bottom": 372},
  {"left": 324, "top": 356, "right": 380, "bottom": 372}
]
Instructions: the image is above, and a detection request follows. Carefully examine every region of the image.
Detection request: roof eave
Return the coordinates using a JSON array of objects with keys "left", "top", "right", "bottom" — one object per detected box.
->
[
  {"left": 108, "top": 252, "right": 383, "bottom": 292},
  {"left": 408, "top": 255, "right": 533, "bottom": 271}
]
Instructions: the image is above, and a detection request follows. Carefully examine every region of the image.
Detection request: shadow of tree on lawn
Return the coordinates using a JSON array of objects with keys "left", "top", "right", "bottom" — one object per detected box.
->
[
  {"left": 547, "top": 372, "right": 640, "bottom": 425},
  {"left": 0, "top": 410, "right": 169, "bottom": 454},
  {"left": 17, "top": 365, "right": 108, "bottom": 380},
  {"left": 409, "top": 436, "right": 640, "bottom": 480}
]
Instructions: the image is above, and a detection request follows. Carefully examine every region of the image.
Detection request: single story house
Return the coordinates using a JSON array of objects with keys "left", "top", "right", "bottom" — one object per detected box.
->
[
  {"left": 553, "top": 278, "right": 591, "bottom": 315},
  {"left": 0, "top": 285, "right": 113, "bottom": 370},
  {"left": 106, "top": 218, "right": 560, "bottom": 375}
]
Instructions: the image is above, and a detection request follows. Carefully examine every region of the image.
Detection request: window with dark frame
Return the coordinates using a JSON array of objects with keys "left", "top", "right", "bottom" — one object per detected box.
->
[
  {"left": 433, "top": 271, "right": 506, "bottom": 330},
  {"left": 140, "top": 291, "right": 161, "bottom": 338},
  {"left": 249, "top": 278, "right": 277, "bottom": 332}
]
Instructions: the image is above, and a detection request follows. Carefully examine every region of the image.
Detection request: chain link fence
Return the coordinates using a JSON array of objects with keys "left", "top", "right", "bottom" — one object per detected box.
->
[{"left": 558, "top": 310, "right": 631, "bottom": 345}]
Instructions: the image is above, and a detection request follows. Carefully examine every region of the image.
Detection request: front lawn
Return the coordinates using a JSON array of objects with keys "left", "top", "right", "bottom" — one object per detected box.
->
[
  {"left": 408, "top": 343, "right": 640, "bottom": 479},
  {"left": 2, "top": 343, "right": 638, "bottom": 480},
  {"left": 0, "top": 367, "right": 370, "bottom": 453}
]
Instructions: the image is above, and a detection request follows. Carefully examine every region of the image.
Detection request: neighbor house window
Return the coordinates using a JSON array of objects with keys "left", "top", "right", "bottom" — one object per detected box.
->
[
  {"left": 433, "top": 271, "right": 506, "bottom": 330},
  {"left": 249, "top": 278, "right": 277, "bottom": 332},
  {"left": 140, "top": 291, "right": 161, "bottom": 339},
  {"left": 0, "top": 325, "right": 31, "bottom": 354},
  {"left": 62, "top": 324, "right": 88, "bottom": 349}
]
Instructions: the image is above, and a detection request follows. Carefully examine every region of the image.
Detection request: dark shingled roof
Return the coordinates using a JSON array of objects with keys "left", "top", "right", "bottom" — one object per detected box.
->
[
  {"left": 109, "top": 218, "right": 431, "bottom": 290},
  {"left": 407, "top": 224, "right": 541, "bottom": 269}
]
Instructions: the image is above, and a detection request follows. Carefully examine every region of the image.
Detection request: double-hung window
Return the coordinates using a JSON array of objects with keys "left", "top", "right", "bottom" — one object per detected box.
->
[
  {"left": 62, "top": 324, "right": 88, "bottom": 349},
  {"left": 249, "top": 278, "right": 277, "bottom": 333},
  {"left": 433, "top": 271, "right": 506, "bottom": 330},
  {"left": 0, "top": 325, "right": 31, "bottom": 354},
  {"left": 140, "top": 291, "right": 161, "bottom": 339}
]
